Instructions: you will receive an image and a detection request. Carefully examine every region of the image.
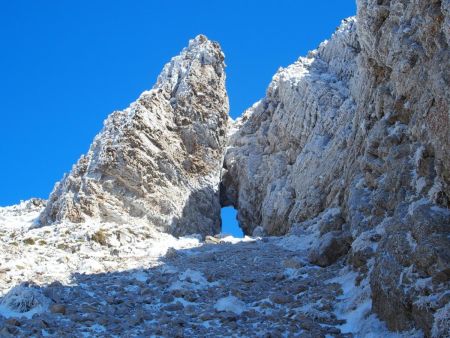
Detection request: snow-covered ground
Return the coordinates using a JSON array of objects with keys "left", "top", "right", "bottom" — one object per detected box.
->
[
  {"left": 0, "top": 200, "right": 202, "bottom": 297},
  {"left": 0, "top": 200, "right": 423, "bottom": 337}
]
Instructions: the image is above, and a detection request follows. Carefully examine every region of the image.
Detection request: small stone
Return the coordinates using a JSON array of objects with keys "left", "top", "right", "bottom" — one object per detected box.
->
[
  {"left": 269, "top": 293, "right": 294, "bottom": 304},
  {"left": 200, "top": 312, "right": 214, "bottom": 321},
  {"left": 289, "top": 282, "right": 308, "bottom": 294},
  {"left": 299, "top": 318, "right": 318, "bottom": 331},
  {"left": 162, "top": 301, "right": 184, "bottom": 311},
  {"left": 183, "top": 291, "right": 198, "bottom": 302},
  {"left": 432, "top": 268, "right": 450, "bottom": 284},
  {"left": 273, "top": 273, "right": 285, "bottom": 281},
  {"left": 160, "top": 293, "right": 174, "bottom": 303},
  {"left": 370, "top": 234, "right": 382, "bottom": 242},
  {"left": 40, "top": 320, "right": 50, "bottom": 328},
  {"left": 155, "top": 276, "right": 169, "bottom": 284},
  {"left": 50, "top": 304, "right": 66, "bottom": 315},
  {"left": 241, "top": 276, "right": 255, "bottom": 283},
  {"left": 165, "top": 247, "right": 178, "bottom": 259},
  {"left": 170, "top": 289, "right": 188, "bottom": 298},
  {"left": 325, "top": 326, "right": 341, "bottom": 334},
  {"left": 205, "top": 236, "right": 221, "bottom": 244},
  {"left": 259, "top": 301, "right": 274, "bottom": 309},
  {"left": 0, "top": 326, "right": 17, "bottom": 336},
  {"left": 206, "top": 273, "right": 216, "bottom": 282},
  {"left": 283, "top": 257, "right": 303, "bottom": 269},
  {"left": 139, "top": 287, "right": 153, "bottom": 296},
  {"left": 218, "top": 311, "right": 238, "bottom": 322},
  {"left": 184, "top": 305, "right": 197, "bottom": 315},
  {"left": 80, "top": 304, "right": 97, "bottom": 313},
  {"left": 5, "top": 319, "right": 21, "bottom": 327}
]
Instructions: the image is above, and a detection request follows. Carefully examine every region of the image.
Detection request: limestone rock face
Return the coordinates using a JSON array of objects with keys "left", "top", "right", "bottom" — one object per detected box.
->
[
  {"left": 223, "top": 0, "right": 449, "bottom": 334},
  {"left": 222, "top": 18, "right": 361, "bottom": 236},
  {"left": 40, "top": 35, "right": 229, "bottom": 237}
]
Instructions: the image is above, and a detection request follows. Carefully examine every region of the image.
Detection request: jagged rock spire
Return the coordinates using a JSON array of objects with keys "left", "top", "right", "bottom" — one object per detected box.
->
[{"left": 40, "top": 34, "right": 229, "bottom": 237}]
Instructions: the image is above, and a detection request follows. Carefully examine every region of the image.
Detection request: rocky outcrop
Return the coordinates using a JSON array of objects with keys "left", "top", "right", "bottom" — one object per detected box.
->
[
  {"left": 40, "top": 35, "right": 229, "bottom": 237},
  {"left": 222, "top": 17, "right": 360, "bottom": 236},
  {"left": 222, "top": 0, "right": 449, "bottom": 335}
]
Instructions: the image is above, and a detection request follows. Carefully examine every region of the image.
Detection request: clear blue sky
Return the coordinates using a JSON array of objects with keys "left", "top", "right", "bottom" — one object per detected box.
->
[{"left": 0, "top": 1, "right": 355, "bottom": 234}]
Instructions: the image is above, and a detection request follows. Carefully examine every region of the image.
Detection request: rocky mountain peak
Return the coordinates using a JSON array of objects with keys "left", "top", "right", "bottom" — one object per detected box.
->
[
  {"left": 39, "top": 34, "right": 229, "bottom": 237},
  {"left": 154, "top": 34, "right": 225, "bottom": 94}
]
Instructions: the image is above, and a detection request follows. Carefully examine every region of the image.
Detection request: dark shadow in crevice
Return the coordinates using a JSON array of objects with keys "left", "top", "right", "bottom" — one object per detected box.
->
[{"left": 169, "top": 186, "right": 222, "bottom": 238}]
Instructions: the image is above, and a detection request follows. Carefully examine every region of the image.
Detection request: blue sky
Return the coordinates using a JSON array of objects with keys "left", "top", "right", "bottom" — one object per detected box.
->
[{"left": 0, "top": 1, "right": 356, "bottom": 235}]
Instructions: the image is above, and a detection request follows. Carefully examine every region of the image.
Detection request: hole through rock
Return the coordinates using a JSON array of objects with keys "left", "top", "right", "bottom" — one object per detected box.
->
[{"left": 220, "top": 206, "right": 243, "bottom": 238}]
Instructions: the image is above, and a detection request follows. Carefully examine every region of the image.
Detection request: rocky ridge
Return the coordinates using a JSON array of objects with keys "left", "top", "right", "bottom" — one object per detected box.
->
[{"left": 40, "top": 34, "right": 229, "bottom": 237}]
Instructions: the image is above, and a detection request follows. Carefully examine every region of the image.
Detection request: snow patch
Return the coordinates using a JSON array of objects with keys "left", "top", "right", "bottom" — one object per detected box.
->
[
  {"left": 327, "top": 267, "right": 423, "bottom": 337},
  {"left": 432, "top": 302, "right": 450, "bottom": 338},
  {"left": 169, "top": 269, "right": 211, "bottom": 291},
  {"left": 214, "top": 295, "right": 246, "bottom": 315},
  {"left": 274, "top": 232, "right": 319, "bottom": 252},
  {"left": 0, "top": 283, "right": 50, "bottom": 319},
  {"left": 132, "top": 271, "right": 148, "bottom": 283},
  {"left": 179, "top": 269, "right": 208, "bottom": 284},
  {"left": 219, "top": 235, "right": 256, "bottom": 244}
]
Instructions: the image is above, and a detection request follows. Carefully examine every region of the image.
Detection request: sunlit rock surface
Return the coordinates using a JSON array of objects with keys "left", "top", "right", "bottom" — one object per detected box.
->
[{"left": 40, "top": 35, "right": 229, "bottom": 237}]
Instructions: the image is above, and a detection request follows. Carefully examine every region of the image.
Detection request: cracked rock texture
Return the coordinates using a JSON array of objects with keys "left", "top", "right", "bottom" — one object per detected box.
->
[
  {"left": 223, "top": 0, "right": 449, "bottom": 335},
  {"left": 40, "top": 35, "right": 229, "bottom": 237}
]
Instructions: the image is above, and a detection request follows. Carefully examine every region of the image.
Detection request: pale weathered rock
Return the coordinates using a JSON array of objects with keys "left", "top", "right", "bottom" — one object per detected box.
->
[
  {"left": 222, "top": 18, "right": 361, "bottom": 236},
  {"left": 39, "top": 35, "right": 229, "bottom": 237},
  {"left": 223, "top": 1, "right": 450, "bottom": 334}
]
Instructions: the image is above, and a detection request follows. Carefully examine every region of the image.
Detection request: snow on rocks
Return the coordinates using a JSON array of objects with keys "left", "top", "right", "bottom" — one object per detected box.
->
[
  {"left": 0, "top": 202, "right": 427, "bottom": 337},
  {"left": 0, "top": 200, "right": 203, "bottom": 299},
  {"left": 0, "top": 283, "right": 50, "bottom": 319},
  {"left": 327, "top": 266, "right": 423, "bottom": 338},
  {"left": 214, "top": 295, "right": 246, "bottom": 315},
  {"left": 169, "top": 269, "right": 210, "bottom": 291},
  {"left": 0, "top": 198, "right": 44, "bottom": 232}
]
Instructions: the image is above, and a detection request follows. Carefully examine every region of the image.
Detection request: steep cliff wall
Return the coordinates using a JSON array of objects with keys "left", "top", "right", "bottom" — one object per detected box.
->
[
  {"left": 222, "top": 0, "right": 449, "bottom": 335},
  {"left": 40, "top": 35, "right": 229, "bottom": 237},
  {"left": 222, "top": 18, "right": 360, "bottom": 236}
]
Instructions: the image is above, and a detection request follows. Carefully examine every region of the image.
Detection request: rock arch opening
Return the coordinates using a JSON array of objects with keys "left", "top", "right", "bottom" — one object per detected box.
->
[{"left": 220, "top": 206, "right": 243, "bottom": 238}]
